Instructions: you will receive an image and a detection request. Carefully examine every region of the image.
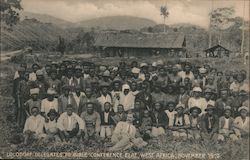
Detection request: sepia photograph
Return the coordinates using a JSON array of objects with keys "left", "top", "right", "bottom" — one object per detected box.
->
[{"left": 0, "top": 0, "right": 249, "bottom": 159}]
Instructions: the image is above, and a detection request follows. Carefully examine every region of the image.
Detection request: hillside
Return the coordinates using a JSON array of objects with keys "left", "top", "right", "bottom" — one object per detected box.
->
[
  {"left": 20, "top": 12, "right": 73, "bottom": 28},
  {"left": 76, "top": 16, "right": 157, "bottom": 30},
  {"left": 0, "top": 19, "right": 72, "bottom": 51}
]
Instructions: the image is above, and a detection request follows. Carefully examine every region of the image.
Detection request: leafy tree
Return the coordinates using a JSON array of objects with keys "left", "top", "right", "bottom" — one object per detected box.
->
[
  {"left": 160, "top": 5, "right": 169, "bottom": 33},
  {"left": 209, "top": 7, "right": 235, "bottom": 46},
  {"left": 0, "top": 0, "right": 22, "bottom": 27}
]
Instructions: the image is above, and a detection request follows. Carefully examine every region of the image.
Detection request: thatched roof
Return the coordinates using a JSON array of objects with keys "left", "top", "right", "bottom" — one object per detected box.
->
[{"left": 94, "top": 31, "right": 185, "bottom": 49}]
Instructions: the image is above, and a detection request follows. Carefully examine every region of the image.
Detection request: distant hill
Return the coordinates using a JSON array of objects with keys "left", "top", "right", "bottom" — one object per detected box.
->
[
  {"left": 20, "top": 12, "right": 73, "bottom": 28},
  {"left": 76, "top": 16, "right": 157, "bottom": 30},
  {"left": 1, "top": 19, "right": 72, "bottom": 50}
]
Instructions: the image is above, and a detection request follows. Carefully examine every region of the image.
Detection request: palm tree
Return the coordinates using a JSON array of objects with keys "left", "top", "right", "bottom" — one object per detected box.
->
[{"left": 160, "top": 5, "right": 169, "bottom": 33}]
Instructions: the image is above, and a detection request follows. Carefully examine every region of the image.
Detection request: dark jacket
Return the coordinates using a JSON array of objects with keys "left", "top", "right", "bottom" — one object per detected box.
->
[
  {"left": 100, "top": 111, "right": 115, "bottom": 126},
  {"left": 150, "top": 111, "right": 169, "bottom": 129},
  {"left": 200, "top": 113, "right": 219, "bottom": 134}
]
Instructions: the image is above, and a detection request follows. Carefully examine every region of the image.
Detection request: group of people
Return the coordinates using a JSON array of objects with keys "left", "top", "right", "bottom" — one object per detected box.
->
[{"left": 12, "top": 59, "right": 249, "bottom": 151}]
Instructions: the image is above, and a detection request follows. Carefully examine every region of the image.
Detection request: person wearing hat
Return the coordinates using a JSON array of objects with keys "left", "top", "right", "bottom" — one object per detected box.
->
[
  {"left": 72, "top": 85, "right": 85, "bottom": 112},
  {"left": 28, "top": 63, "right": 40, "bottom": 81},
  {"left": 100, "top": 70, "right": 112, "bottom": 84},
  {"left": 57, "top": 104, "right": 85, "bottom": 142},
  {"left": 169, "top": 103, "right": 190, "bottom": 140},
  {"left": 200, "top": 102, "right": 219, "bottom": 141},
  {"left": 188, "top": 106, "right": 202, "bottom": 140},
  {"left": 41, "top": 88, "right": 59, "bottom": 121},
  {"left": 23, "top": 106, "right": 46, "bottom": 145},
  {"left": 58, "top": 85, "right": 77, "bottom": 114},
  {"left": 47, "top": 69, "right": 61, "bottom": 95},
  {"left": 188, "top": 87, "right": 207, "bottom": 115},
  {"left": 178, "top": 63, "right": 195, "bottom": 83},
  {"left": 233, "top": 106, "right": 249, "bottom": 138},
  {"left": 24, "top": 88, "right": 41, "bottom": 117},
  {"left": 151, "top": 102, "right": 168, "bottom": 137},
  {"left": 119, "top": 84, "right": 135, "bottom": 112},
  {"left": 80, "top": 102, "right": 101, "bottom": 142},
  {"left": 109, "top": 114, "right": 147, "bottom": 151},
  {"left": 97, "top": 82, "right": 112, "bottom": 112},
  {"left": 44, "top": 109, "right": 60, "bottom": 142},
  {"left": 217, "top": 106, "right": 238, "bottom": 142},
  {"left": 138, "top": 63, "right": 148, "bottom": 81},
  {"left": 198, "top": 67, "right": 207, "bottom": 88},
  {"left": 204, "top": 75, "right": 216, "bottom": 92}
]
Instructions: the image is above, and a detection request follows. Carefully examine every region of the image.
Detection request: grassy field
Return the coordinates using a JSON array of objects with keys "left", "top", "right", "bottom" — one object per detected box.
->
[{"left": 0, "top": 53, "right": 249, "bottom": 159}]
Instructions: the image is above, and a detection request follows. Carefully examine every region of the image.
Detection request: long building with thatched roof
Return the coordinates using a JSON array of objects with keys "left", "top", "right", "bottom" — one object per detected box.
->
[{"left": 94, "top": 31, "right": 186, "bottom": 57}]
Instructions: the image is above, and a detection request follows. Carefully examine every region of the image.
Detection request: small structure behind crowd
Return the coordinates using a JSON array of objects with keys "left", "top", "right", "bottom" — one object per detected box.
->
[
  {"left": 94, "top": 31, "right": 187, "bottom": 58},
  {"left": 204, "top": 44, "right": 231, "bottom": 58}
]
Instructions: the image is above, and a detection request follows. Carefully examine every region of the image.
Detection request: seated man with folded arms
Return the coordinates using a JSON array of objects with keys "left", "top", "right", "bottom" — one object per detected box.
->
[
  {"left": 169, "top": 103, "right": 190, "bottom": 140},
  {"left": 80, "top": 102, "right": 101, "bottom": 142},
  {"left": 233, "top": 106, "right": 249, "bottom": 138},
  {"left": 57, "top": 104, "right": 85, "bottom": 142},
  {"left": 23, "top": 106, "right": 46, "bottom": 145}
]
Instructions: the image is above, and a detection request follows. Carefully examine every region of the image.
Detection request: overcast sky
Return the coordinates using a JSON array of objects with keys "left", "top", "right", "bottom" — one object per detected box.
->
[{"left": 21, "top": 0, "right": 249, "bottom": 28}]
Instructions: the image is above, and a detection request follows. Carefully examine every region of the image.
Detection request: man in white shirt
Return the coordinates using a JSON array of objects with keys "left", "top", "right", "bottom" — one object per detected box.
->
[
  {"left": 178, "top": 63, "right": 194, "bottom": 82},
  {"left": 188, "top": 87, "right": 207, "bottom": 115},
  {"left": 119, "top": 84, "right": 135, "bottom": 112},
  {"left": 233, "top": 106, "right": 249, "bottom": 138},
  {"left": 97, "top": 82, "right": 112, "bottom": 112},
  {"left": 57, "top": 104, "right": 85, "bottom": 142},
  {"left": 109, "top": 114, "right": 147, "bottom": 151},
  {"left": 41, "top": 88, "right": 58, "bottom": 121},
  {"left": 23, "top": 107, "right": 46, "bottom": 145}
]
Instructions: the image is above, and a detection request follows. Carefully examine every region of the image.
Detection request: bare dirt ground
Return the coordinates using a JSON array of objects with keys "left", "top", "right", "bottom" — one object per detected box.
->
[{"left": 0, "top": 53, "right": 249, "bottom": 159}]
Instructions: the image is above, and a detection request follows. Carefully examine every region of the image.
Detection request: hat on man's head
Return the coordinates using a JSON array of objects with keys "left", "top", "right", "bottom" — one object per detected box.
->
[
  {"left": 99, "top": 66, "right": 107, "bottom": 72},
  {"left": 103, "top": 70, "right": 110, "bottom": 77},
  {"left": 224, "top": 106, "right": 232, "bottom": 111},
  {"left": 75, "top": 65, "right": 82, "bottom": 70},
  {"left": 122, "top": 84, "right": 130, "bottom": 91},
  {"left": 156, "top": 60, "right": 164, "bottom": 66},
  {"left": 36, "top": 70, "right": 43, "bottom": 76},
  {"left": 205, "top": 101, "right": 216, "bottom": 111},
  {"left": 47, "top": 88, "right": 57, "bottom": 95},
  {"left": 175, "top": 103, "right": 185, "bottom": 111},
  {"left": 238, "top": 106, "right": 249, "bottom": 112},
  {"left": 131, "top": 67, "right": 140, "bottom": 74},
  {"left": 152, "top": 62, "right": 157, "bottom": 67},
  {"left": 199, "top": 67, "right": 207, "bottom": 74},
  {"left": 207, "top": 100, "right": 215, "bottom": 107},
  {"left": 192, "top": 87, "right": 202, "bottom": 92},
  {"left": 140, "top": 63, "right": 148, "bottom": 68},
  {"left": 190, "top": 106, "right": 202, "bottom": 114},
  {"left": 30, "top": 88, "right": 39, "bottom": 95}
]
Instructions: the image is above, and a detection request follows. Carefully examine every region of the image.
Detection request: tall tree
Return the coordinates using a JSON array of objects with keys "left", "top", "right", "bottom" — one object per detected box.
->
[
  {"left": 0, "top": 0, "right": 22, "bottom": 27},
  {"left": 160, "top": 5, "right": 169, "bottom": 33},
  {"left": 209, "top": 7, "right": 235, "bottom": 45}
]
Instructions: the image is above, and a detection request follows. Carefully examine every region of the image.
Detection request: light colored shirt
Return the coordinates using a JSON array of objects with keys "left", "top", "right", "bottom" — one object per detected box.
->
[
  {"left": 23, "top": 115, "right": 45, "bottom": 135},
  {"left": 97, "top": 94, "right": 112, "bottom": 111},
  {"left": 173, "top": 114, "right": 190, "bottom": 126},
  {"left": 188, "top": 97, "right": 207, "bottom": 115},
  {"left": 29, "top": 72, "right": 37, "bottom": 81},
  {"left": 223, "top": 118, "right": 230, "bottom": 129},
  {"left": 164, "top": 110, "right": 177, "bottom": 127},
  {"left": 113, "top": 121, "right": 136, "bottom": 138},
  {"left": 104, "top": 112, "right": 109, "bottom": 123},
  {"left": 41, "top": 98, "right": 58, "bottom": 114},
  {"left": 57, "top": 112, "right": 85, "bottom": 131},
  {"left": 234, "top": 116, "right": 249, "bottom": 133},
  {"left": 119, "top": 92, "right": 135, "bottom": 111}
]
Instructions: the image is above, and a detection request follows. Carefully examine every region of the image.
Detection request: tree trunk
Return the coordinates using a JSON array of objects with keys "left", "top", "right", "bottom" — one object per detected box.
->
[{"left": 163, "top": 17, "right": 166, "bottom": 33}]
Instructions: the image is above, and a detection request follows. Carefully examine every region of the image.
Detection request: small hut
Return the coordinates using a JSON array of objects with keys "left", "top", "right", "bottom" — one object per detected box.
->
[{"left": 204, "top": 44, "right": 230, "bottom": 58}]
